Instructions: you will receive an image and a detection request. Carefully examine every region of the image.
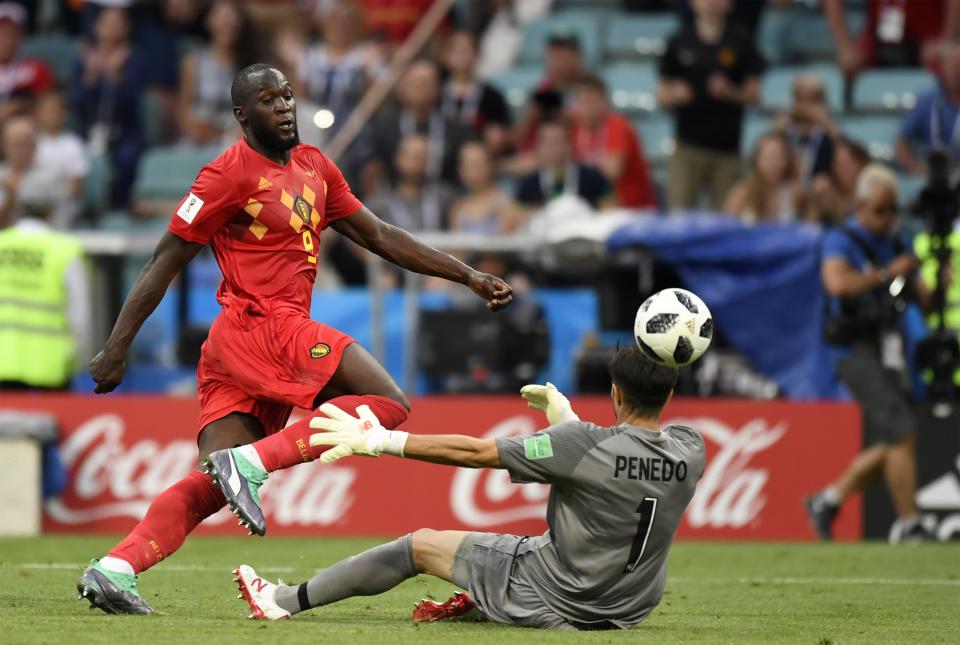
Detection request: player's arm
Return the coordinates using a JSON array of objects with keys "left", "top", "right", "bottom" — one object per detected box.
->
[
  {"left": 307, "top": 402, "right": 503, "bottom": 468},
  {"left": 822, "top": 253, "right": 918, "bottom": 298},
  {"left": 330, "top": 206, "right": 512, "bottom": 311},
  {"left": 401, "top": 434, "right": 502, "bottom": 468},
  {"left": 90, "top": 232, "right": 203, "bottom": 393}
]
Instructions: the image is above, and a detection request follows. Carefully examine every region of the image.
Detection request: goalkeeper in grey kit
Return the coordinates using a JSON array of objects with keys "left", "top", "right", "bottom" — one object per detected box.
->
[{"left": 234, "top": 345, "right": 706, "bottom": 631}]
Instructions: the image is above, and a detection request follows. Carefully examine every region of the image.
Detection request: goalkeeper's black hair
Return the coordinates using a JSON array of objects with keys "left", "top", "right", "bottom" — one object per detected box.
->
[{"left": 608, "top": 345, "right": 678, "bottom": 418}]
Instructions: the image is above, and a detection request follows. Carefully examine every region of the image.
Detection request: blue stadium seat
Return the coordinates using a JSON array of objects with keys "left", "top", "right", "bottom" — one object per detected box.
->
[
  {"left": 852, "top": 68, "right": 937, "bottom": 113},
  {"left": 133, "top": 147, "right": 221, "bottom": 203},
  {"left": 605, "top": 13, "right": 679, "bottom": 61},
  {"left": 742, "top": 114, "right": 775, "bottom": 155},
  {"left": 760, "top": 8, "right": 865, "bottom": 65},
  {"left": 633, "top": 115, "right": 674, "bottom": 165},
  {"left": 760, "top": 65, "right": 844, "bottom": 113},
  {"left": 897, "top": 173, "right": 927, "bottom": 209},
  {"left": 603, "top": 62, "right": 658, "bottom": 114},
  {"left": 21, "top": 34, "right": 79, "bottom": 87},
  {"left": 487, "top": 66, "right": 542, "bottom": 114},
  {"left": 839, "top": 115, "right": 901, "bottom": 161},
  {"left": 518, "top": 12, "right": 603, "bottom": 68},
  {"left": 83, "top": 153, "right": 111, "bottom": 216}
]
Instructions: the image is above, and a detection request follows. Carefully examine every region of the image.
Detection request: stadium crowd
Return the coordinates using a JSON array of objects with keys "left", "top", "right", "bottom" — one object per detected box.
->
[
  {"left": 0, "top": 0, "right": 957, "bottom": 397},
  {"left": 0, "top": 2, "right": 956, "bottom": 236}
]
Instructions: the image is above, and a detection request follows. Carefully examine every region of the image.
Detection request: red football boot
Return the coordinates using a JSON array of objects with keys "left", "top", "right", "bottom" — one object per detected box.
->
[{"left": 411, "top": 591, "right": 476, "bottom": 622}]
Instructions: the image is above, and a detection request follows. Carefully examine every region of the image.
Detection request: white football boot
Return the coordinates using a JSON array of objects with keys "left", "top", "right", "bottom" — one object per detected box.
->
[{"left": 233, "top": 565, "right": 291, "bottom": 620}]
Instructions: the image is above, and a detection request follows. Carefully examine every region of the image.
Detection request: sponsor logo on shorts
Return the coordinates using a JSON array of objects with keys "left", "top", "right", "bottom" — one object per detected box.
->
[{"left": 310, "top": 343, "right": 331, "bottom": 359}]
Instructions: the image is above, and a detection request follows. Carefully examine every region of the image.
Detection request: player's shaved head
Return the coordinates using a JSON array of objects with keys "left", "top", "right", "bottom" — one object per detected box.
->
[
  {"left": 231, "top": 62, "right": 299, "bottom": 157},
  {"left": 231, "top": 62, "right": 277, "bottom": 106},
  {"left": 609, "top": 345, "right": 678, "bottom": 419}
]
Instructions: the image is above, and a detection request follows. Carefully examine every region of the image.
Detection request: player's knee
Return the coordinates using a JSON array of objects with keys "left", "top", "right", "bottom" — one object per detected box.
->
[
  {"left": 410, "top": 528, "right": 438, "bottom": 573},
  {"left": 384, "top": 387, "right": 411, "bottom": 412}
]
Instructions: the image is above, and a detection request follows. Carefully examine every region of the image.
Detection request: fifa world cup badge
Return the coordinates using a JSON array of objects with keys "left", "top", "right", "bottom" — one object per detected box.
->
[{"left": 310, "top": 343, "right": 331, "bottom": 359}]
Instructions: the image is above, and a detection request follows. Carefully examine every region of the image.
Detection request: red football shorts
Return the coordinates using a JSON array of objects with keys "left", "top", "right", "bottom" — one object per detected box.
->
[{"left": 196, "top": 309, "right": 355, "bottom": 436}]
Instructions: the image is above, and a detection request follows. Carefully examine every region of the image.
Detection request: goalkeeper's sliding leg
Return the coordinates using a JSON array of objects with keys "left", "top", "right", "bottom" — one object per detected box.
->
[{"left": 235, "top": 529, "right": 478, "bottom": 621}]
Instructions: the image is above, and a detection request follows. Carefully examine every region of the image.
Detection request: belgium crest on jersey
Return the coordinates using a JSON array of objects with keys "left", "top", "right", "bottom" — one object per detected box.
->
[{"left": 293, "top": 195, "right": 311, "bottom": 224}]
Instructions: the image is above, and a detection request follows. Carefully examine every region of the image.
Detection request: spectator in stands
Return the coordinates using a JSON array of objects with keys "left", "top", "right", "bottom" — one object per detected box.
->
[
  {"left": 0, "top": 3, "right": 54, "bottom": 128},
  {"left": 440, "top": 30, "right": 511, "bottom": 156},
  {"left": 807, "top": 164, "right": 935, "bottom": 543},
  {"left": 724, "top": 131, "right": 808, "bottom": 224},
  {"left": 508, "top": 29, "right": 586, "bottom": 176},
  {"left": 365, "top": 133, "right": 454, "bottom": 232},
  {"left": 34, "top": 92, "right": 89, "bottom": 206},
  {"left": 658, "top": 0, "right": 764, "bottom": 212},
  {"left": 362, "top": 0, "right": 433, "bottom": 47},
  {"left": 449, "top": 141, "right": 522, "bottom": 234},
  {"left": 671, "top": 0, "right": 768, "bottom": 33},
  {"left": 71, "top": 6, "right": 145, "bottom": 209},
  {"left": 293, "top": 1, "right": 381, "bottom": 123},
  {"left": 0, "top": 116, "right": 72, "bottom": 230},
  {"left": 811, "top": 138, "right": 871, "bottom": 226},
  {"left": 366, "top": 59, "right": 471, "bottom": 193},
  {"left": 895, "top": 41, "right": 960, "bottom": 175},
  {"left": 473, "top": 0, "right": 552, "bottom": 80},
  {"left": 570, "top": 74, "right": 656, "bottom": 209},
  {"left": 279, "top": 0, "right": 382, "bottom": 181},
  {"left": 824, "top": 0, "right": 960, "bottom": 73},
  {"left": 516, "top": 118, "right": 612, "bottom": 210},
  {"left": 775, "top": 74, "right": 839, "bottom": 190},
  {"left": 177, "top": 0, "right": 256, "bottom": 147}
]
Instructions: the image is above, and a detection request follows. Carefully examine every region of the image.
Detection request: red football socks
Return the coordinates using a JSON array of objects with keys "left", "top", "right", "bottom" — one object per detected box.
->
[
  {"left": 106, "top": 470, "right": 225, "bottom": 574},
  {"left": 252, "top": 395, "right": 410, "bottom": 472}
]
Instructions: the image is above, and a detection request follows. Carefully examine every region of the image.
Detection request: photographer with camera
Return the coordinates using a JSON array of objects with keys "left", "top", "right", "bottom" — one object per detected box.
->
[{"left": 806, "top": 164, "right": 936, "bottom": 543}]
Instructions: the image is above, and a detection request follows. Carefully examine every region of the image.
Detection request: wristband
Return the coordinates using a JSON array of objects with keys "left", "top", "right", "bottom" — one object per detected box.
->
[{"left": 382, "top": 430, "right": 409, "bottom": 458}]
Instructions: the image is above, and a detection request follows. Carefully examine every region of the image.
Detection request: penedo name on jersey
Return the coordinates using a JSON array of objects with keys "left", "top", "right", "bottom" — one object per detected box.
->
[{"left": 613, "top": 456, "right": 688, "bottom": 482}]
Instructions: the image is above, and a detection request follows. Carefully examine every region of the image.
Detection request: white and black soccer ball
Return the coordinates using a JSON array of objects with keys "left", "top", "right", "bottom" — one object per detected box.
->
[{"left": 634, "top": 288, "right": 713, "bottom": 367}]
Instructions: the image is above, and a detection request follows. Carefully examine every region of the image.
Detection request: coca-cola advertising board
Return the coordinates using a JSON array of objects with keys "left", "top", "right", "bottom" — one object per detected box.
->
[{"left": 0, "top": 395, "right": 862, "bottom": 540}]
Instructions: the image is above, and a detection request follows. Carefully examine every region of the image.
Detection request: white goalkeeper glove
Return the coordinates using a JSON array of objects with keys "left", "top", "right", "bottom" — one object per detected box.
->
[
  {"left": 308, "top": 403, "right": 409, "bottom": 464},
  {"left": 519, "top": 382, "right": 579, "bottom": 425}
]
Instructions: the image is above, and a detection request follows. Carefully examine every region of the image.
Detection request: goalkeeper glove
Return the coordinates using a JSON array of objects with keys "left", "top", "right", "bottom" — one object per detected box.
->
[
  {"left": 519, "top": 382, "right": 579, "bottom": 425},
  {"left": 308, "top": 403, "right": 409, "bottom": 464}
]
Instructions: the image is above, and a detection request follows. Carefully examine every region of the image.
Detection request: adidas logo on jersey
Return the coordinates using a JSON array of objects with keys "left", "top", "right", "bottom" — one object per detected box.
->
[{"left": 258, "top": 177, "right": 272, "bottom": 190}]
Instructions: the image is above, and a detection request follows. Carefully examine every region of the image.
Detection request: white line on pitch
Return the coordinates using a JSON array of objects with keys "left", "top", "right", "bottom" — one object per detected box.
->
[
  {"left": 670, "top": 576, "right": 960, "bottom": 587},
  {"left": 14, "top": 563, "right": 295, "bottom": 573}
]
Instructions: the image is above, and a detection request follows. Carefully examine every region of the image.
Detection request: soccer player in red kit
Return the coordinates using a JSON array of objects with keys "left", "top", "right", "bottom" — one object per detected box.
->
[{"left": 77, "top": 64, "right": 512, "bottom": 615}]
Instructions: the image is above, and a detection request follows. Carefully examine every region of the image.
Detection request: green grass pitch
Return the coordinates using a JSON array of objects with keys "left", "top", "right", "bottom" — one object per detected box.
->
[{"left": 1, "top": 536, "right": 957, "bottom": 644}]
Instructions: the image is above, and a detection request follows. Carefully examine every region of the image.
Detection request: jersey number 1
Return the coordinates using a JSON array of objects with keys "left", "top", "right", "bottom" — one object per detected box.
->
[{"left": 624, "top": 497, "right": 658, "bottom": 573}]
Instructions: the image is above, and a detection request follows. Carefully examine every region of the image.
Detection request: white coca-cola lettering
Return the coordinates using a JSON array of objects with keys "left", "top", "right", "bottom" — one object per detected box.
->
[
  {"left": 450, "top": 415, "right": 550, "bottom": 526},
  {"left": 261, "top": 466, "right": 356, "bottom": 526},
  {"left": 45, "top": 413, "right": 355, "bottom": 528},
  {"left": 671, "top": 417, "right": 786, "bottom": 529}
]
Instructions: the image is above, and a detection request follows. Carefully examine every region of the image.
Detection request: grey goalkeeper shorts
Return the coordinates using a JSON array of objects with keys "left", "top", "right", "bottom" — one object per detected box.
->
[{"left": 451, "top": 532, "right": 576, "bottom": 631}]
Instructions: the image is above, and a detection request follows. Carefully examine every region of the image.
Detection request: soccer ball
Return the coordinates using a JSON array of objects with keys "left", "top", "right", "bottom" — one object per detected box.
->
[{"left": 634, "top": 288, "right": 713, "bottom": 367}]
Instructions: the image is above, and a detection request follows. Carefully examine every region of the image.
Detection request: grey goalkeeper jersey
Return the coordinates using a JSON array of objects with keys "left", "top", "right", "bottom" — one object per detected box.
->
[{"left": 495, "top": 421, "right": 706, "bottom": 629}]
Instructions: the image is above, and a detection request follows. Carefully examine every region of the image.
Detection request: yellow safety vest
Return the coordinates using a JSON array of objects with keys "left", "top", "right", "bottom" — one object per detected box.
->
[
  {"left": 914, "top": 230, "right": 960, "bottom": 386},
  {"left": 914, "top": 230, "right": 960, "bottom": 329},
  {"left": 0, "top": 226, "right": 84, "bottom": 387}
]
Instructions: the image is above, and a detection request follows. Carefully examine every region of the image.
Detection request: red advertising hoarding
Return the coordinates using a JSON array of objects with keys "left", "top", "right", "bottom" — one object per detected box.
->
[{"left": 0, "top": 394, "right": 862, "bottom": 540}]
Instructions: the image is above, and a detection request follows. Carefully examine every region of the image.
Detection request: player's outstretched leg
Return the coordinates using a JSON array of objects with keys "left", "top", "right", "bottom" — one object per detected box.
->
[
  {"left": 235, "top": 533, "right": 417, "bottom": 620},
  {"left": 78, "top": 414, "right": 264, "bottom": 614},
  {"left": 233, "top": 529, "right": 471, "bottom": 620},
  {"left": 206, "top": 344, "right": 409, "bottom": 536}
]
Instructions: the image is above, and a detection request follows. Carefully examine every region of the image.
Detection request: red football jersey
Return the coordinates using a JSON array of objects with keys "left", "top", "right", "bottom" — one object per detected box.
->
[{"left": 168, "top": 139, "right": 362, "bottom": 316}]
